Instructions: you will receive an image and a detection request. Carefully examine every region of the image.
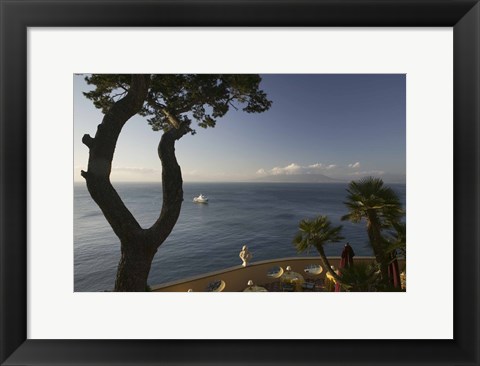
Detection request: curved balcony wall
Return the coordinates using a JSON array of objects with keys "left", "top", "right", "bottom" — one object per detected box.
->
[{"left": 151, "top": 256, "right": 406, "bottom": 292}]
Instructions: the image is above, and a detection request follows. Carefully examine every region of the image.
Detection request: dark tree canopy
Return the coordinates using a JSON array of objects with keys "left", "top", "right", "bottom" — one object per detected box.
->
[{"left": 84, "top": 74, "right": 272, "bottom": 133}]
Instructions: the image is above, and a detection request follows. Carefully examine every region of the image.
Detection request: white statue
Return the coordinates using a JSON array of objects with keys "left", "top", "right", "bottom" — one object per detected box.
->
[{"left": 239, "top": 245, "right": 252, "bottom": 267}]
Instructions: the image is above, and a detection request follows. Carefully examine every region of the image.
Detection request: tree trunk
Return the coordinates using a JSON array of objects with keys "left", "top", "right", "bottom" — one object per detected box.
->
[
  {"left": 366, "top": 211, "right": 389, "bottom": 283},
  {"left": 147, "top": 122, "right": 191, "bottom": 245},
  {"left": 81, "top": 75, "right": 190, "bottom": 292},
  {"left": 317, "top": 246, "right": 343, "bottom": 283},
  {"left": 115, "top": 236, "right": 156, "bottom": 291}
]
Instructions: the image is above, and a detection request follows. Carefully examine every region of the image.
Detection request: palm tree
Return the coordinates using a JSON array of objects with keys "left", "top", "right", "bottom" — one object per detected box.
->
[
  {"left": 341, "top": 177, "right": 404, "bottom": 283},
  {"left": 339, "top": 262, "right": 380, "bottom": 292},
  {"left": 293, "top": 216, "right": 344, "bottom": 282}
]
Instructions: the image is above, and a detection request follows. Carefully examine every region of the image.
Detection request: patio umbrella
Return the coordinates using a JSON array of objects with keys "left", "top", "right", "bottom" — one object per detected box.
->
[
  {"left": 400, "top": 271, "right": 406, "bottom": 290},
  {"left": 243, "top": 280, "right": 268, "bottom": 292},
  {"left": 325, "top": 266, "right": 338, "bottom": 292},
  {"left": 280, "top": 266, "right": 305, "bottom": 291},
  {"left": 340, "top": 242, "right": 355, "bottom": 268},
  {"left": 303, "top": 264, "right": 323, "bottom": 290},
  {"left": 336, "top": 243, "right": 355, "bottom": 292},
  {"left": 205, "top": 279, "right": 226, "bottom": 292},
  {"left": 267, "top": 266, "right": 284, "bottom": 279},
  {"left": 388, "top": 256, "right": 401, "bottom": 289},
  {"left": 304, "top": 264, "right": 323, "bottom": 275}
]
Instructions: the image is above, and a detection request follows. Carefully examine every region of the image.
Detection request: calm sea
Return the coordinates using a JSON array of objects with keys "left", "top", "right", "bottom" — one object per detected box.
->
[{"left": 74, "top": 182, "right": 406, "bottom": 291}]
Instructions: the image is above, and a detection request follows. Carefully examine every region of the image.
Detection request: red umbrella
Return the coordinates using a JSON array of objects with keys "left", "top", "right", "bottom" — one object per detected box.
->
[
  {"left": 388, "top": 256, "right": 401, "bottom": 288},
  {"left": 340, "top": 242, "right": 355, "bottom": 268},
  {"left": 334, "top": 275, "right": 341, "bottom": 292},
  {"left": 336, "top": 243, "right": 356, "bottom": 292}
]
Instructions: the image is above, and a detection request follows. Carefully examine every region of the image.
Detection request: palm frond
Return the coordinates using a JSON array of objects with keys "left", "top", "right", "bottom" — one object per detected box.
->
[{"left": 292, "top": 215, "right": 344, "bottom": 253}]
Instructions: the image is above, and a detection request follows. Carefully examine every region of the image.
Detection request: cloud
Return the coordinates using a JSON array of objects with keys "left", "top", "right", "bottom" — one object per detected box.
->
[
  {"left": 270, "top": 163, "right": 303, "bottom": 175},
  {"left": 256, "top": 162, "right": 389, "bottom": 180},
  {"left": 256, "top": 162, "right": 337, "bottom": 176}
]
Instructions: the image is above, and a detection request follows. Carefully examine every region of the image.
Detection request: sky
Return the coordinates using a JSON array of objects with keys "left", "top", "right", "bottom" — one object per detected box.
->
[{"left": 74, "top": 74, "right": 406, "bottom": 183}]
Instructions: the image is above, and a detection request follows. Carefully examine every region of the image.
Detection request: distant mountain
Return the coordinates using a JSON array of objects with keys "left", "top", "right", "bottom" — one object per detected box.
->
[
  {"left": 347, "top": 173, "right": 406, "bottom": 184},
  {"left": 255, "top": 173, "right": 343, "bottom": 183}
]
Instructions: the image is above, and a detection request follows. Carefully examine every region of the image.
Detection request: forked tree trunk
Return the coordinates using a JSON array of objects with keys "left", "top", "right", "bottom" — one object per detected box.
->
[{"left": 81, "top": 74, "right": 189, "bottom": 291}]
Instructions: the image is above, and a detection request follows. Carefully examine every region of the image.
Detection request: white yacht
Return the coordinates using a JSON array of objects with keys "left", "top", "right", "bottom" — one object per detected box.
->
[{"left": 193, "top": 194, "right": 208, "bottom": 203}]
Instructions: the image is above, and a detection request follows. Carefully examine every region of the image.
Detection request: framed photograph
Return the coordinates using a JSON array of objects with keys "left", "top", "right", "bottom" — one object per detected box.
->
[{"left": 1, "top": 0, "right": 479, "bottom": 365}]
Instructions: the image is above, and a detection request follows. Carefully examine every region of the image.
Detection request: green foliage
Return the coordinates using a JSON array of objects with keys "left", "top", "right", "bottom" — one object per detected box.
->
[
  {"left": 385, "top": 221, "right": 406, "bottom": 258},
  {"left": 341, "top": 177, "right": 404, "bottom": 226},
  {"left": 339, "top": 263, "right": 380, "bottom": 292},
  {"left": 291, "top": 178, "right": 405, "bottom": 292},
  {"left": 293, "top": 216, "right": 344, "bottom": 253},
  {"left": 341, "top": 177, "right": 405, "bottom": 285},
  {"left": 341, "top": 177, "right": 404, "bottom": 259},
  {"left": 83, "top": 74, "right": 132, "bottom": 113},
  {"left": 84, "top": 74, "right": 272, "bottom": 133}
]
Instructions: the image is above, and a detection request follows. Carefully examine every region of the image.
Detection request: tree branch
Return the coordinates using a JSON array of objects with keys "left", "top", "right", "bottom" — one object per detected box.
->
[
  {"left": 147, "top": 122, "right": 191, "bottom": 247},
  {"left": 82, "top": 74, "right": 150, "bottom": 240},
  {"left": 111, "top": 90, "right": 128, "bottom": 101},
  {"left": 82, "top": 134, "right": 94, "bottom": 148},
  {"left": 160, "top": 108, "right": 181, "bottom": 129},
  {"left": 228, "top": 101, "right": 239, "bottom": 111}
]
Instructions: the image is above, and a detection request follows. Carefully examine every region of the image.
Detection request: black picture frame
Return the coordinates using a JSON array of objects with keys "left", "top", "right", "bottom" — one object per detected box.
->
[{"left": 1, "top": 1, "right": 479, "bottom": 365}]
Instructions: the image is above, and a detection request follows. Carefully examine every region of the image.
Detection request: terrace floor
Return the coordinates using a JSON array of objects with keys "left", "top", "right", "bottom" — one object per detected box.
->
[{"left": 152, "top": 256, "right": 397, "bottom": 292}]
